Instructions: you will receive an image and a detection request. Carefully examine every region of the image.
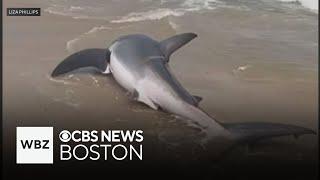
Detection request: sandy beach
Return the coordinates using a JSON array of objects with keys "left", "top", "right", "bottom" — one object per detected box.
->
[{"left": 3, "top": 0, "right": 318, "bottom": 178}]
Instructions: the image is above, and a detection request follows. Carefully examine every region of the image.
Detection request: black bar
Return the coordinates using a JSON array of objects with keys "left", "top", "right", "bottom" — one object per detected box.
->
[{"left": 7, "top": 8, "right": 41, "bottom": 16}]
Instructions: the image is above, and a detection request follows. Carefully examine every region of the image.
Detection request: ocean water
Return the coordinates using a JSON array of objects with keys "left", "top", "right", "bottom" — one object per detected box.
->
[
  {"left": 42, "top": 0, "right": 318, "bottom": 84},
  {"left": 43, "top": 0, "right": 318, "bottom": 21},
  {"left": 42, "top": 0, "right": 318, "bottom": 63}
]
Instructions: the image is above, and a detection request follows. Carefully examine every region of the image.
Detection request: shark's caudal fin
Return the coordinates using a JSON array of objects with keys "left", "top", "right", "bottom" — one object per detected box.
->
[
  {"left": 51, "top": 48, "right": 111, "bottom": 77},
  {"left": 224, "top": 122, "right": 316, "bottom": 144},
  {"left": 182, "top": 103, "right": 315, "bottom": 145},
  {"left": 160, "top": 33, "right": 197, "bottom": 60}
]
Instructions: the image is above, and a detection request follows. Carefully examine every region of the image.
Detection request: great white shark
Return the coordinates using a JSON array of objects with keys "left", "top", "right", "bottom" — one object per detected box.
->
[{"left": 52, "top": 33, "right": 315, "bottom": 144}]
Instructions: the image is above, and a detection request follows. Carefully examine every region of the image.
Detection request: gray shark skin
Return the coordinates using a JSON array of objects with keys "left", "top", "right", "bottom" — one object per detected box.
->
[{"left": 52, "top": 33, "right": 315, "bottom": 144}]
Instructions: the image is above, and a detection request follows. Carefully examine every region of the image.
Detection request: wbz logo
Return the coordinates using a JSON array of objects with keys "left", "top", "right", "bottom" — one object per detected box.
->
[
  {"left": 20, "top": 139, "right": 50, "bottom": 149},
  {"left": 16, "top": 127, "right": 53, "bottom": 164}
]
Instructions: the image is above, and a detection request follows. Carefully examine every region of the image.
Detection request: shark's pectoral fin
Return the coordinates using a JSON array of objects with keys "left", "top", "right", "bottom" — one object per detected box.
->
[
  {"left": 138, "top": 95, "right": 159, "bottom": 110},
  {"left": 224, "top": 122, "right": 316, "bottom": 144},
  {"left": 51, "top": 48, "right": 111, "bottom": 77},
  {"left": 160, "top": 33, "right": 197, "bottom": 61}
]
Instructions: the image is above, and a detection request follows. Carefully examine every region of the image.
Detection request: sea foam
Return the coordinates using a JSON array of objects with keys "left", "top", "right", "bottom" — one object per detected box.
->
[
  {"left": 111, "top": 0, "right": 219, "bottom": 23},
  {"left": 111, "top": 8, "right": 185, "bottom": 23},
  {"left": 279, "top": 0, "right": 318, "bottom": 12}
]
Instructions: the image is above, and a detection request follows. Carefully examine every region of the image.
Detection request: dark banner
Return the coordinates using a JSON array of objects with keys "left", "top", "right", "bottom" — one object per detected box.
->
[{"left": 7, "top": 8, "right": 41, "bottom": 16}]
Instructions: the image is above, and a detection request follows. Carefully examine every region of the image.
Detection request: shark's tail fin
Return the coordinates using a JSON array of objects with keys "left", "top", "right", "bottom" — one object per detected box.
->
[
  {"left": 180, "top": 103, "right": 316, "bottom": 145},
  {"left": 223, "top": 122, "right": 316, "bottom": 144},
  {"left": 51, "top": 48, "right": 111, "bottom": 77}
]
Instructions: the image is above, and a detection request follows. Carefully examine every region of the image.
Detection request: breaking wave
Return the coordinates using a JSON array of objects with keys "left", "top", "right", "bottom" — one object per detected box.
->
[
  {"left": 278, "top": 0, "right": 318, "bottom": 12},
  {"left": 111, "top": 8, "right": 185, "bottom": 23},
  {"left": 111, "top": 0, "right": 220, "bottom": 23},
  {"left": 44, "top": 4, "right": 109, "bottom": 20}
]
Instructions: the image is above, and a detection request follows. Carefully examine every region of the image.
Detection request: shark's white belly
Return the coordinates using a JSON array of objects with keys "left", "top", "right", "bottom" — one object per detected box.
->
[{"left": 109, "top": 52, "right": 136, "bottom": 93}]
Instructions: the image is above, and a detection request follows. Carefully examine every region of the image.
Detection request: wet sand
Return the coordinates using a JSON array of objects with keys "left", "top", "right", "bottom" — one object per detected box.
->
[{"left": 3, "top": 0, "right": 318, "bottom": 179}]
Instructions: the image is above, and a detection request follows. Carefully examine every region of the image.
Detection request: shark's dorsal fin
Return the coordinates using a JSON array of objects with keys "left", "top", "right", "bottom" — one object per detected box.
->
[{"left": 160, "top": 33, "right": 197, "bottom": 61}]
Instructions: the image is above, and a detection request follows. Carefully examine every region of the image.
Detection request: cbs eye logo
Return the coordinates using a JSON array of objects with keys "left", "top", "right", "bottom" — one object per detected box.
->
[
  {"left": 59, "top": 130, "right": 71, "bottom": 142},
  {"left": 58, "top": 130, "right": 99, "bottom": 142}
]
